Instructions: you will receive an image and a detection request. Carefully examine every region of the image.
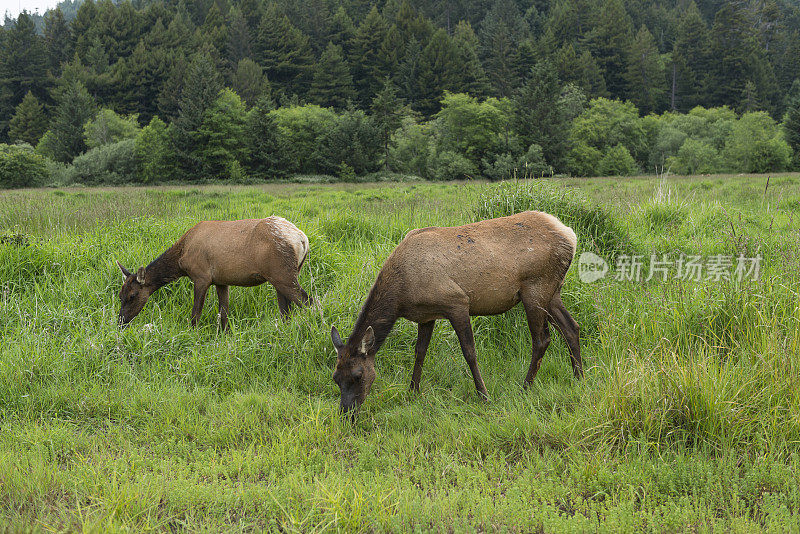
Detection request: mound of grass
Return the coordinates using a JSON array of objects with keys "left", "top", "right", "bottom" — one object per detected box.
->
[{"left": 475, "top": 179, "right": 633, "bottom": 257}]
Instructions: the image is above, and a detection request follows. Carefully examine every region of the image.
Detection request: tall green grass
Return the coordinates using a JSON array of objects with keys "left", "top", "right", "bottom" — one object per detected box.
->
[{"left": 1, "top": 176, "right": 799, "bottom": 531}]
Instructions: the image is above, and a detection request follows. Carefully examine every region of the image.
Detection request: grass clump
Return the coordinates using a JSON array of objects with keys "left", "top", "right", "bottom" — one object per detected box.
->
[{"left": 475, "top": 179, "right": 634, "bottom": 257}]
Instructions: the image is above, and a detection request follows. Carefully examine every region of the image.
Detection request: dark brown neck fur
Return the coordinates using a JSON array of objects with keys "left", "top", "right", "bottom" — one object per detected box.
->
[
  {"left": 348, "top": 273, "right": 399, "bottom": 355},
  {"left": 145, "top": 241, "right": 186, "bottom": 291}
]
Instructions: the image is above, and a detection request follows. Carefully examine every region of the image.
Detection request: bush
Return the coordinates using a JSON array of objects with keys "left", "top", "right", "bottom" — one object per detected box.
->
[
  {"left": 481, "top": 152, "right": 516, "bottom": 181},
  {"left": 598, "top": 144, "right": 638, "bottom": 176},
  {"left": 387, "top": 117, "right": 432, "bottom": 178},
  {"left": 135, "top": 117, "right": 176, "bottom": 184},
  {"left": 0, "top": 144, "right": 50, "bottom": 189},
  {"left": 517, "top": 144, "right": 551, "bottom": 177},
  {"left": 723, "top": 111, "right": 791, "bottom": 173},
  {"left": 570, "top": 98, "right": 648, "bottom": 164},
  {"left": 66, "top": 139, "right": 137, "bottom": 185},
  {"left": 313, "top": 110, "right": 381, "bottom": 176},
  {"left": 668, "top": 139, "right": 720, "bottom": 175},
  {"left": 430, "top": 150, "right": 477, "bottom": 180},
  {"left": 270, "top": 104, "right": 337, "bottom": 174},
  {"left": 84, "top": 109, "right": 140, "bottom": 149},
  {"left": 566, "top": 142, "right": 602, "bottom": 177}
]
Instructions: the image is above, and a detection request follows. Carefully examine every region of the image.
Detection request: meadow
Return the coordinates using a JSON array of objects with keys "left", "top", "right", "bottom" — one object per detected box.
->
[{"left": 1, "top": 174, "right": 799, "bottom": 532}]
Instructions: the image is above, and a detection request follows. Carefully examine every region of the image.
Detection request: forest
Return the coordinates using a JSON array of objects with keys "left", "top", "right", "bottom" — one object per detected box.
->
[{"left": 2, "top": 0, "right": 800, "bottom": 186}]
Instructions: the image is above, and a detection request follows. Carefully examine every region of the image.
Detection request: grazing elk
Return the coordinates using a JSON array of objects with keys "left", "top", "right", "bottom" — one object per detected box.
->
[
  {"left": 330, "top": 211, "right": 582, "bottom": 414},
  {"left": 117, "top": 217, "right": 310, "bottom": 329}
]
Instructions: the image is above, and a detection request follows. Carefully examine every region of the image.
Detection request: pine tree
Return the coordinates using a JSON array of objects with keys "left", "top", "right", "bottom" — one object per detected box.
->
[
  {"left": 8, "top": 91, "right": 47, "bottom": 146},
  {"left": 200, "top": 2, "right": 228, "bottom": 57},
  {"left": 232, "top": 58, "right": 270, "bottom": 107},
  {"left": 328, "top": 6, "right": 356, "bottom": 57},
  {"left": 0, "top": 11, "right": 48, "bottom": 137},
  {"left": 672, "top": 1, "right": 710, "bottom": 111},
  {"left": 46, "top": 80, "right": 97, "bottom": 163},
  {"left": 479, "top": 0, "right": 529, "bottom": 97},
  {"left": 513, "top": 60, "right": 569, "bottom": 168},
  {"left": 254, "top": 4, "right": 314, "bottom": 97},
  {"left": 245, "top": 96, "right": 289, "bottom": 179},
  {"left": 452, "top": 21, "right": 490, "bottom": 98},
  {"left": 741, "top": 80, "right": 761, "bottom": 112},
  {"left": 309, "top": 43, "right": 356, "bottom": 109},
  {"left": 172, "top": 51, "right": 223, "bottom": 178},
  {"left": 416, "top": 29, "right": 463, "bottom": 116},
  {"left": 350, "top": 5, "right": 390, "bottom": 106},
  {"left": 226, "top": 7, "right": 252, "bottom": 66},
  {"left": 43, "top": 8, "right": 73, "bottom": 77},
  {"left": 582, "top": 0, "right": 633, "bottom": 100},
  {"left": 197, "top": 88, "right": 248, "bottom": 178},
  {"left": 784, "top": 81, "right": 800, "bottom": 168},
  {"left": 707, "top": 2, "right": 756, "bottom": 107},
  {"left": 370, "top": 78, "right": 405, "bottom": 168},
  {"left": 624, "top": 25, "right": 666, "bottom": 114}
]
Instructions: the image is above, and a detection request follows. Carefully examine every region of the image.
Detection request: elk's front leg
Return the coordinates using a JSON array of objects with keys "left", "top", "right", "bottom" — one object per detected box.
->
[
  {"left": 411, "top": 321, "right": 435, "bottom": 391},
  {"left": 447, "top": 311, "right": 488, "bottom": 400},
  {"left": 190, "top": 279, "right": 211, "bottom": 326},
  {"left": 216, "top": 285, "right": 230, "bottom": 331}
]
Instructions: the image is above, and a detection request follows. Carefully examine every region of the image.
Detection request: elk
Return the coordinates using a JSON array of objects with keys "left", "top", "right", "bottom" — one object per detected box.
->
[
  {"left": 330, "top": 211, "right": 582, "bottom": 414},
  {"left": 117, "top": 217, "right": 310, "bottom": 329}
]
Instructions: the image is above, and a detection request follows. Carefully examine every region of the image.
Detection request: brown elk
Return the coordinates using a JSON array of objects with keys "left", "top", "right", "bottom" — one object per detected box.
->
[
  {"left": 117, "top": 217, "right": 311, "bottom": 329},
  {"left": 330, "top": 211, "right": 582, "bottom": 414}
]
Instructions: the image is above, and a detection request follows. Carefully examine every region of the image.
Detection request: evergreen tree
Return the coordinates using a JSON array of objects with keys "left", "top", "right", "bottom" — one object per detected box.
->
[
  {"left": 672, "top": 1, "right": 710, "bottom": 111},
  {"left": 741, "top": 80, "right": 761, "bottom": 112},
  {"left": 309, "top": 43, "right": 356, "bottom": 109},
  {"left": 784, "top": 82, "right": 800, "bottom": 167},
  {"left": 226, "top": 7, "right": 252, "bottom": 66},
  {"left": 157, "top": 52, "right": 188, "bottom": 121},
  {"left": 350, "top": 6, "right": 390, "bottom": 106},
  {"left": 245, "top": 96, "right": 289, "bottom": 179},
  {"left": 555, "top": 44, "right": 607, "bottom": 98},
  {"left": 625, "top": 25, "right": 666, "bottom": 114},
  {"left": 371, "top": 78, "right": 405, "bottom": 168},
  {"left": 513, "top": 60, "right": 569, "bottom": 168},
  {"left": 0, "top": 11, "right": 48, "bottom": 137},
  {"left": 254, "top": 4, "right": 314, "bottom": 97},
  {"left": 45, "top": 80, "right": 97, "bottom": 163},
  {"left": 479, "top": 0, "right": 528, "bottom": 97},
  {"left": 452, "top": 21, "right": 490, "bottom": 97},
  {"left": 328, "top": 6, "right": 356, "bottom": 57},
  {"left": 200, "top": 2, "right": 228, "bottom": 57},
  {"left": 197, "top": 88, "right": 248, "bottom": 178},
  {"left": 171, "top": 51, "right": 223, "bottom": 177},
  {"left": 583, "top": 0, "right": 633, "bottom": 99},
  {"left": 416, "top": 29, "right": 463, "bottom": 116},
  {"left": 8, "top": 91, "right": 47, "bottom": 146},
  {"left": 232, "top": 58, "right": 270, "bottom": 107},
  {"left": 43, "top": 8, "right": 73, "bottom": 77},
  {"left": 707, "top": 2, "right": 756, "bottom": 107}
]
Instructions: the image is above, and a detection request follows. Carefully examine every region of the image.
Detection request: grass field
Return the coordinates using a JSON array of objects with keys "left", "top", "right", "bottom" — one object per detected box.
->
[{"left": 1, "top": 174, "right": 800, "bottom": 532}]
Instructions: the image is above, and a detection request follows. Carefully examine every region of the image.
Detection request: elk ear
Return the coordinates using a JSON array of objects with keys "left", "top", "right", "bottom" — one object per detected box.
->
[
  {"left": 360, "top": 326, "right": 375, "bottom": 354},
  {"left": 135, "top": 266, "right": 146, "bottom": 284},
  {"left": 117, "top": 260, "right": 132, "bottom": 278},
  {"left": 331, "top": 326, "right": 344, "bottom": 350}
]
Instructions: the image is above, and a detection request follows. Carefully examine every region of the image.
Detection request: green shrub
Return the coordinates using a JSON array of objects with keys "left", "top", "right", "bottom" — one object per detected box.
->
[
  {"left": 565, "top": 142, "right": 602, "bottom": 177},
  {"left": 135, "top": 117, "right": 176, "bottom": 184},
  {"left": 598, "top": 144, "right": 638, "bottom": 176},
  {"left": 517, "top": 144, "right": 551, "bottom": 177},
  {"left": 723, "top": 111, "right": 792, "bottom": 173},
  {"left": 387, "top": 117, "right": 431, "bottom": 178},
  {"left": 481, "top": 152, "right": 516, "bottom": 181},
  {"left": 0, "top": 143, "right": 50, "bottom": 189},
  {"left": 475, "top": 179, "right": 633, "bottom": 257},
  {"left": 668, "top": 139, "right": 720, "bottom": 175},
  {"left": 84, "top": 109, "right": 140, "bottom": 149},
  {"left": 430, "top": 150, "right": 477, "bottom": 180},
  {"left": 66, "top": 139, "right": 137, "bottom": 185},
  {"left": 313, "top": 110, "right": 381, "bottom": 176},
  {"left": 271, "top": 104, "right": 337, "bottom": 174}
]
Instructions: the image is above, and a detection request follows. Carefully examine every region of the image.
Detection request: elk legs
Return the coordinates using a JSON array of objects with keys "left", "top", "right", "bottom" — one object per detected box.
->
[
  {"left": 448, "top": 312, "right": 489, "bottom": 400},
  {"left": 410, "top": 320, "right": 435, "bottom": 391}
]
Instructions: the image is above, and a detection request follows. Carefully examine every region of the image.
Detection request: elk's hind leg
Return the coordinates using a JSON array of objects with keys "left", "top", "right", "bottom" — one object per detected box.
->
[
  {"left": 548, "top": 294, "right": 583, "bottom": 378},
  {"left": 273, "top": 278, "right": 309, "bottom": 319},
  {"left": 521, "top": 287, "right": 551, "bottom": 387}
]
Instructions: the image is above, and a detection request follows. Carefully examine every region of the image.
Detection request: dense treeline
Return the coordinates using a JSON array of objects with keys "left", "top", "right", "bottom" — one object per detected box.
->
[{"left": 1, "top": 0, "right": 800, "bottom": 186}]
